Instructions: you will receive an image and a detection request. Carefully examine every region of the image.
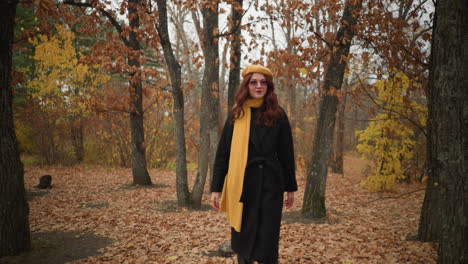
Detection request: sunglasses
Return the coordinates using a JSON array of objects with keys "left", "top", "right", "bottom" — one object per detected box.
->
[{"left": 249, "top": 80, "right": 268, "bottom": 87}]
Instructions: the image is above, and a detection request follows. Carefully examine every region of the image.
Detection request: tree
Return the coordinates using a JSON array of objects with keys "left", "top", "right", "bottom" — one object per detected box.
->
[
  {"left": 355, "top": 72, "right": 426, "bottom": 192},
  {"left": 126, "top": 0, "right": 152, "bottom": 185},
  {"left": 227, "top": 0, "right": 243, "bottom": 111},
  {"left": 302, "top": 0, "right": 363, "bottom": 219},
  {"left": 191, "top": 1, "right": 220, "bottom": 208},
  {"left": 418, "top": 1, "right": 468, "bottom": 263},
  {"left": 262, "top": 0, "right": 320, "bottom": 130},
  {"left": 356, "top": 0, "right": 432, "bottom": 83},
  {"left": 27, "top": 25, "right": 109, "bottom": 163},
  {"left": 0, "top": 0, "right": 31, "bottom": 256},
  {"left": 155, "top": 0, "right": 190, "bottom": 206},
  {"left": 63, "top": 0, "right": 154, "bottom": 185}
]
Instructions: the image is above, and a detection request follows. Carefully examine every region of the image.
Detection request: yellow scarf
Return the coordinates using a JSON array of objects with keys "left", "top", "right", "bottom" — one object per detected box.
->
[{"left": 220, "top": 98, "right": 264, "bottom": 232}]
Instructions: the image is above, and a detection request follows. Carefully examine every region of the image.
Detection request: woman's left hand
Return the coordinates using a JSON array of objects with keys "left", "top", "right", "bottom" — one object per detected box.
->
[
  {"left": 284, "top": 192, "right": 294, "bottom": 209},
  {"left": 211, "top": 192, "right": 221, "bottom": 210}
]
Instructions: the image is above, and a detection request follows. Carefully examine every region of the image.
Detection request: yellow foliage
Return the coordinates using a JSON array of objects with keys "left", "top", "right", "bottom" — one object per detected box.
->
[
  {"left": 26, "top": 25, "right": 109, "bottom": 118},
  {"left": 355, "top": 72, "right": 427, "bottom": 192},
  {"left": 299, "top": 67, "right": 308, "bottom": 75},
  {"left": 14, "top": 119, "right": 35, "bottom": 153}
]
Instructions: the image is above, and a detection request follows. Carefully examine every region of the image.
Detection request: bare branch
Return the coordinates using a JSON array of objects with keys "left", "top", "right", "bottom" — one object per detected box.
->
[
  {"left": 364, "top": 188, "right": 425, "bottom": 205},
  {"left": 390, "top": 41, "right": 430, "bottom": 67},
  {"left": 95, "top": 106, "right": 131, "bottom": 114},
  {"left": 352, "top": 72, "right": 428, "bottom": 137},
  {"left": 217, "top": 0, "right": 245, "bottom": 38},
  {"left": 310, "top": 27, "right": 332, "bottom": 49},
  {"left": 61, "top": 0, "right": 129, "bottom": 46},
  {"left": 407, "top": 0, "right": 431, "bottom": 21},
  {"left": 217, "top": 17, "right": 269, "bottom": 38},
  {"left": 345, "top": 117, "right": 412, "bottom": 122},
  {"left": 413, "top": 26, "right": 432, "bottom": 42}
]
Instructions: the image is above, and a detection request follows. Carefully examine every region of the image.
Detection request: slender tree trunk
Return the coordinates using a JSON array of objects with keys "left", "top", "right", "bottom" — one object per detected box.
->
[
  {"left": 191, "top": 1, "right": 220, "bottom": 208},
  {"left": 0, "top": 0, "right": 31, "bottom": 256},
  {"left": 118, "top": 142, "right": 128, "bottom": 168},
  {"left": 43, "top": 117, "right": 57, "bottom": 165},
  {"left": 227, "top": 0, "right": 243, "bottom": 111},
  {"left": 302, "top": 0, "right": 362, "bottom": 219},
  {"left": 127, "top": 0, "right": 151, "bottom": 185},
  {"left": 70, "top": 117, "right": 84, "bottom": 162},
  {"left": 287, "top": 76, "right": 297, "bottom": 130},
  {"left": 156, "top": 0, "right": 190, "bottom": 206},
  {"left": 285, "top": 15, "right": 296, "bottom": 130},
  {"left": 418, "top": 1, "right": 468, "bottom": 263},
  {"left": 219, "top": 41, "right": 228, "bottom": 124},
  {"left": 332, "top": 83, "right": 347, "bottom": 175}
]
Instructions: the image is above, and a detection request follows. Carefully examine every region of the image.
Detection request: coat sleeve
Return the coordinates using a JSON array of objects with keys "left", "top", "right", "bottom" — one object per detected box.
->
[
  {"left": 210, "top": 116, "right": 234, "bottom": 192},
  {"left": 278, "top": 112, "right": 298, "bottom": 192}
]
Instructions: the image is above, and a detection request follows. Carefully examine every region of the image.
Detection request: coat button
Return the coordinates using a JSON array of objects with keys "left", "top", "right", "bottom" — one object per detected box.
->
[{"left": 259, "top": 164, "right": 263, "bottom": 169}]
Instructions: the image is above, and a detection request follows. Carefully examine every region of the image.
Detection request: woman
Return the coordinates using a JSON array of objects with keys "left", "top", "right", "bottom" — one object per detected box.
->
[{"left": 211, "top": 65, "right": 297, "bottom": 264}]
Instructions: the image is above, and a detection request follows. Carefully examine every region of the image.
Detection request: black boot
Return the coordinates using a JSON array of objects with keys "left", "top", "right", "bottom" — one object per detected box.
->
[{"left": 237, "top": 254, "right": 253, "bottom": 264}]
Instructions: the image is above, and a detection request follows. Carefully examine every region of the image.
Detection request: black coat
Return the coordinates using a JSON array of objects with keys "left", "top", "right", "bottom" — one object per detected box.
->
[{"left": 211, "top": 107, "right": 297, "bottom": 263}]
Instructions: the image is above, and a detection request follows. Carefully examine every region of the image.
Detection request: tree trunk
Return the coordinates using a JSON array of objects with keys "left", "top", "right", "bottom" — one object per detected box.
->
[
  {"left": 332, "top": 83, "right": 347, "bottom": 175},
  {"left": 416, "top": 1, "right": 445, "bottom": 243},
  {"left": 302, "top": 0, "right": 362, "bottom": 219},
  {"left": 285, "top": 74, "right": 296, "bottom": 130},
  {"left": 0, "top": 0, "right": 31, "bottom": 256},
  {"left": 156, "top": 0, "right": 190, "bottom": 206},
  {"left": 227, "top": 0, "right": 243, "bottom": 111},
  {"left": 127, "top": 0, "right": 151, "bottom": 185},
  {"left": 219, "top": 41, "right": 228, "bottom": 124},
  {"left": 70, "top": 116, "right": 84, "bottom": 162},
  {"left": 418, "top": 1, "right": 468, "bottom": 263},
  {"left": 42, "top": 116, "right": 57, "bottom": 165},
  {"left": 191, "top": 1, "right": 220, "bottom": 208},
  {"left": 285, "top": 17, "right": 296, "bottom": 131}
]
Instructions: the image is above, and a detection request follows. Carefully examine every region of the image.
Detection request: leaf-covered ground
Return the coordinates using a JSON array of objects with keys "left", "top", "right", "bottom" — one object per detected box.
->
[{"left": 16, "top": 154, "right": 436, "bottom": 263}]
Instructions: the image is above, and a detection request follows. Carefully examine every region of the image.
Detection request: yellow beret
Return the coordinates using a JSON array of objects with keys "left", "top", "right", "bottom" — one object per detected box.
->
[{"left": 241, "top": 65, "right": 273, "bottom": 79}]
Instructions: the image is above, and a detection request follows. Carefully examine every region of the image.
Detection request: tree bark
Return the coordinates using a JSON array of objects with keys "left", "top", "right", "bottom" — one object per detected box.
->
[
  {"left": 332, "top": 83, "right": 347, "bottom": 175},
  {"left": 191, "top": 1, "right": 220, "bottom": 208},
  {"left": 418, "top": 1, "right": 468, "bottom": 263},
  {"left": 127, "top": 0, "right": 151, "bottom": 185},
  {"left": 285, "top": 13, "right": 296, "bottom": 130},
  {"left": 302, "top": 0, "right": 362, "bottom": 219},
  {"left": 219, "top": 41, "right": 228, "bottom": 123},
  {"left": 156, "top": 0, "right": 190, "bottom": 206},
  {"left": 416, "top": 1, "right": 446, "bottom": 243},
  {"left": 227, "top": 0, "right": 243, "bottom": 111},
  {"left": 0, "top": 0, "right": 31, "bottom": 256}
]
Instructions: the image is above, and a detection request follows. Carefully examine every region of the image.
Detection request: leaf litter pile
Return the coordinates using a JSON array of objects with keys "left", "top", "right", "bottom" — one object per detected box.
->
[{"left": 20, "top": 155, "right": 436, "bottom": 264}]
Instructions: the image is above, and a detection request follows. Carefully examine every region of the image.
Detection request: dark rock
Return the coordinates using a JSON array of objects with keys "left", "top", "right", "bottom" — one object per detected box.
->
[
  {"left": 36, "top": 175, "right": 52, "bottom": 189},
  {"left": 218, "top": 240, "right": 234, "bottom": 256},
  {"left": 202, "top": 240, "right": 234, "bottom": 258}
]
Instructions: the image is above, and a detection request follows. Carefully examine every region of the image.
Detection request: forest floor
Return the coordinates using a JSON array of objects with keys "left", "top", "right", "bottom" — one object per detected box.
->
[{"left": 0, "top": 153, "right": 437, "bottom": 264}]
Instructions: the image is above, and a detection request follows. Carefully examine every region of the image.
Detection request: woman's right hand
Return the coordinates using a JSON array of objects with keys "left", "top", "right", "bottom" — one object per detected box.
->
[{"left": 211, "top": 192, "right": 221, "bottom": 210}]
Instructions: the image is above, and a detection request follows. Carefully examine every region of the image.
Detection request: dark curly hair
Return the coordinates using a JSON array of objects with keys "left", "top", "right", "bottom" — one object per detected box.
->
[{"left": 231, "top": 73, "right": 284, "bottom": 126}]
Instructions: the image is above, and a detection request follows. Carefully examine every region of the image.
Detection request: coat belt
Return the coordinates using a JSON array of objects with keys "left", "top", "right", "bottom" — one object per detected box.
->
[
  {"left": 246, "top": 155, "right": 278, "bottom": 168},
  {"left": 240, "top": 155, "right": 279, "bottom": 203}
]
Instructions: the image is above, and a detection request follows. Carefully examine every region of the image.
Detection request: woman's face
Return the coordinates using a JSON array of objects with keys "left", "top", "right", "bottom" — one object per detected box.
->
[{"left": 248, "top": 73, "right": 268, "bottom": 99}]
